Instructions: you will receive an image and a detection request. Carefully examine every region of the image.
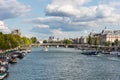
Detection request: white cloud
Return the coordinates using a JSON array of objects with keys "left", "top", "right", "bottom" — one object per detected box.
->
[
  {"left": 52, "top": 29, "right": 64, "bottom": 34},
  {"left": 0, "top": 0, "right": 31, "bottom": 20},
  {"left": 46, "top": 0, "right": 91, "bottom": 17},
  {"left": 29, "top": 0, "right": 120, "bottom": 38},
  {"left": 0, "top": 21, "right": 10, "bottom": 33},
  {"left": 96, "top": 5, "right": 115, "bottom": 18},
  {"left": 46, "top": 0, "right": 120, "bottom": 23},
  {"left": 30, "top": 16, "right": 94, "bottom": 32},
  {"left": 35, "top": 24, "right": 49, "bottom": 28},
  {"left": 31, "top": 24, "right": 51, "bottom": 34},
  {"left": 51, "top": 0, "right": 91, "bottom": 6}
]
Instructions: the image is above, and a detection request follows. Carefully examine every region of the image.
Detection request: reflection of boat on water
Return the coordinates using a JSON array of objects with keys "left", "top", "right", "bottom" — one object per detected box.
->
[{"left": 43, "top": 46, "right": 48, "bottom": 52}]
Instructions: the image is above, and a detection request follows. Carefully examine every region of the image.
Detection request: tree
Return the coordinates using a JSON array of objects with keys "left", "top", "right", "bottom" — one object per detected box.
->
[
  {"left": 0, "top": 32, "right": 33, "bottom": 50},
  {"left": 94, "top": 37, "right": 100, "bottom": 45},
  {"left": 105, "top": 41, "right": 111, "bottom": 47},
  {"left": 43, "top": 40, "right": 47, "bottom": 43},
  {"left": 22, "top": 36, "right": 32, "bottom": 46},
  {"left": 88, "top": 36, "right": 93, "bottom": 45},
  {"left": 114, "top": 39, "right": 119, "bottom": 46},
  {"left": 63, "top": 39, "right": 73, "bottom": 44},
  {"left": 31, "top": 37, "right": 37, "bottom": 43}
]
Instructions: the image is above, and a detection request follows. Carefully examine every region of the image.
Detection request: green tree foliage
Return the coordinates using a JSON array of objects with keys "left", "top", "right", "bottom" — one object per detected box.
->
[
  {"left": 0, "top": 32, "right": 6, "bottom": 49},
  {"left": 0, "top": 32, "right": 32, "bottom": 50},
  {"left": 43, "top": 40, "right": 47, "bottom": 43},
  {"left": 88, "top": 36, "right": 93, "bottom": 45},
  {"left": 94, "top": 37, "right": 100, "bottom": 45},
  {"left": 22, "top": 36, "right": 32, "bottom": 46},
  {"left": 31, "top": 37, "right": 37, "bottom": 43},
  {"left": 105, "top": 41, "right": 111, "bottom": 47},
  {"left": 114, "top": 39, "right": 119, "bottom": 46},
  {"left": 63, "top": 39, "right": 73, "bottom": 44}
]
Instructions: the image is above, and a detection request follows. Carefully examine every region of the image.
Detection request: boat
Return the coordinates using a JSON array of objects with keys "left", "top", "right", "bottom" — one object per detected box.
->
[
  {"left": 110, "top": 51, "right": 120, "bottom": 57},
  {"left": 26, "top": 49, "right": 31, "bottom": 53},
  {"left": 81, "top": 50, "right": 99, "bottom": 55},
  {"left": 20, "top": 50, "right": 27, "bottom": 54},
  {"left": 17, "top": 52, "right": 25, "bottom": 58},
  {"left": 0, "top": 66, "right": 8, "bottom": 80},
  {"left": 9, "top": 55, "right": 17, "bottom": 63}
]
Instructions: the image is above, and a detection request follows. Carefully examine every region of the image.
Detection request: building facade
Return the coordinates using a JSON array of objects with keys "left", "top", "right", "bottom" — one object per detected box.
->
[
  {"left": 89, "top": 29, "right": 120, "bottom": 45},
  {"left": 11, "top": 29, "right": 21, "bottom": 36}
]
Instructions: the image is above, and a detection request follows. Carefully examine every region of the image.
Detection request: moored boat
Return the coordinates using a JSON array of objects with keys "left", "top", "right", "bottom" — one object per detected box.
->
[
  {"left": 9, "top": 55, "right": 17, "bottom": 63},
  {"left": 0, "top": 66, "right": 8, "bottom": 80},
  {"left": 110, "top": 51, "right": 120, "bottom": 56},
  {"left": 81, "top": 50, "right": 99, "bottom": 55},
  {"left": 26, "top": 49, "right": 31, "bottom": 53},
  {"left": 17, "top": 52, "right": 25, "bottom": 58}
]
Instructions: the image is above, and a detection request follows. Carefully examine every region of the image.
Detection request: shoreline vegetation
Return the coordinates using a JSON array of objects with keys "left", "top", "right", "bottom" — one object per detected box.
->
[
  {"left": 0, "top": 32, "right": 37, "bottom": 54},
  {"left": 0, "top": 32, "right": 36, "bottom": 79}
]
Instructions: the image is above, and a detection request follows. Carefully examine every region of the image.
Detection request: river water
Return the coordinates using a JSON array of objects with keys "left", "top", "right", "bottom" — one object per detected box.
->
[{"left": 4, "top": 47, "right": 120, "bottom": 80}]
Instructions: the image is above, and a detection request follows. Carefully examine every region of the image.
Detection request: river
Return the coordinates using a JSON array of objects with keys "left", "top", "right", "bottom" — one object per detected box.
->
[{"left": 4, "top": 47, "right": 120, "bottom": 80}]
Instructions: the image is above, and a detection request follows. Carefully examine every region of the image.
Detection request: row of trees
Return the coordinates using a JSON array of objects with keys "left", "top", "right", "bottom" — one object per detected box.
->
[
  {"left": 0, "top": 32, "right": 37, "bottom": 50},
  {"left": 88, "top": 36, "right": 100, "bottom": 45},
  {"left": 42, "top": 36, "right": 119, "bottom": 47},
  {"left": 43, "top": 39, "right": 74, "bottom": 44},
  {"left": 88, "top": 36, "right": 119, "bottom": 46}
]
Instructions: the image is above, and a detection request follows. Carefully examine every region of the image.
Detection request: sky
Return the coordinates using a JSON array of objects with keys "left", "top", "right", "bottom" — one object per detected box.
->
[{"left": 0, "top": 0, "right": 120, "bottom": 40}]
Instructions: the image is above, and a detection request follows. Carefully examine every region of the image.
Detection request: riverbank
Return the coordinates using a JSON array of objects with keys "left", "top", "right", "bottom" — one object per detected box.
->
[{"left": 0, "top": 47, "right": 32, "bottom": 79}]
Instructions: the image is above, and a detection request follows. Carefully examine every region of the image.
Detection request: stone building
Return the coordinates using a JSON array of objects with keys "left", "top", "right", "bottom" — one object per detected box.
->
[
  {"left": 11, "top": 29, "right": 21, "bottom": 36},
  {"left": 91, "top": 29, "right": 120, "bottom": 45},
  {"left": 79, "top": 36, "right": 88, "bottom": 44}
]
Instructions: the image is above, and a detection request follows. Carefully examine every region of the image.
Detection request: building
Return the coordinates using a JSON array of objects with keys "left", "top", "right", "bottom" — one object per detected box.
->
[
  {"left": 11, "top": 29, "right": 21, "bottom": 36},
  {"left": 89, "top": 29, "right": 120, "bottom": 45},
  {"left": 48, "top": 36, "right": 59, "bottom": 42},
  {"left": 99, "top": 29, "right": 120, "bottom": 44},
  {"left": 74, "top": 37, "right": 80, "bottom": 44},
  {"left": 79, "top": 36, "right": 88, "bottom": 44}
]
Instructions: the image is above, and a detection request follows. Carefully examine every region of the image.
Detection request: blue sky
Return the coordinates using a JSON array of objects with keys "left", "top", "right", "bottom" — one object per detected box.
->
[{"left": 0, "top": 0, "right": 120, "bottom": 40}]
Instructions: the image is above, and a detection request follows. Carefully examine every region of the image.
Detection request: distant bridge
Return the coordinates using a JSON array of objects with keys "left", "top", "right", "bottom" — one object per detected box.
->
[{"left": 32, "top": 43, "right": 89, "bottom": 48}]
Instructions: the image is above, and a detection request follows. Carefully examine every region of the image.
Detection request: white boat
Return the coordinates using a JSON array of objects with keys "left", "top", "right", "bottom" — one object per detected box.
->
[
  {"left": 27, "top": 49, "right": 31, "bottom": 53},
  {"left": 0, "top": 67, "right": 8, "bottom": 79},
  {"left": 0, "top": 72, "right": 7, "bottom": 79},
  {"left": 109, "top": 51, "right": 120, "bottom": 57}
]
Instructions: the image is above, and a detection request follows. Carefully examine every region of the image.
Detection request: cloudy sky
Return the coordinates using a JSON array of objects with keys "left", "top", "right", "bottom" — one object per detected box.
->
[{"left": 0, "top": 0, "right": 120, "bottom": 39}]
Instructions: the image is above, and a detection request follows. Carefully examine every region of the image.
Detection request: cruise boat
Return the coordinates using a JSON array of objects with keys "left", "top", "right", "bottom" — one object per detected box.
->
[
  {"left": 81, "top": 50, "right": 99, "bottom": 55},
  {"left": 110, "top": 51, "right": 120, "bottom": 57}
]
